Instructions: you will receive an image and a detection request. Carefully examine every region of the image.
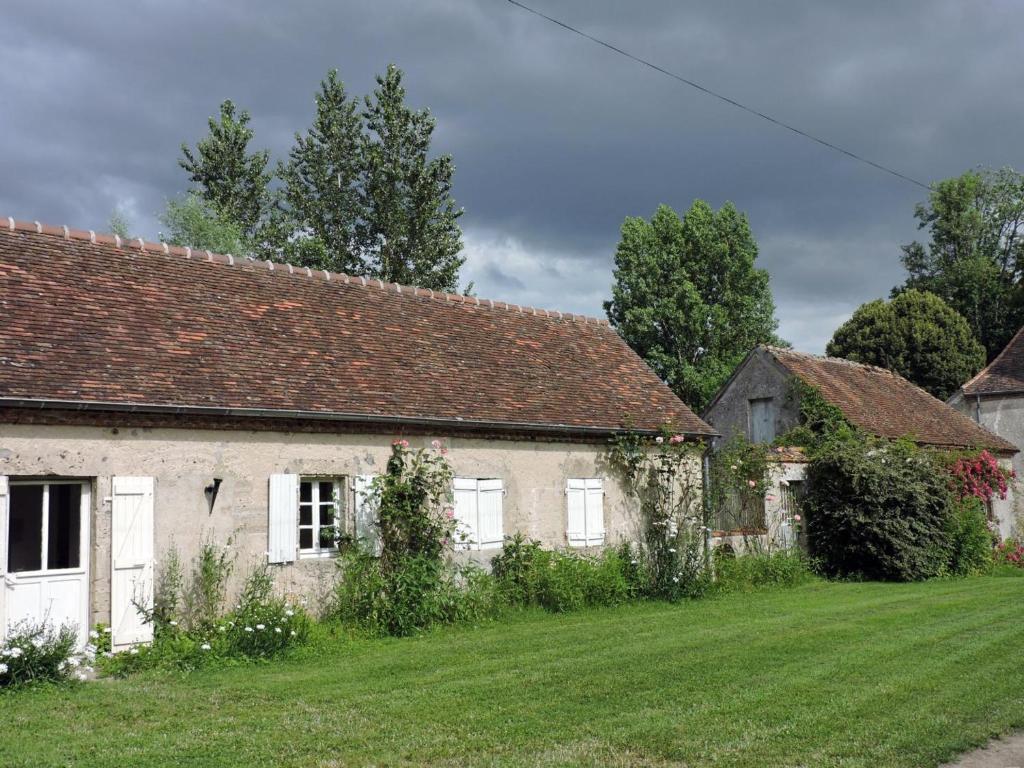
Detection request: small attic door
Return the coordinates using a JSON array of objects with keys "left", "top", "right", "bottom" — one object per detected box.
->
[{"left": 749, "top": 398, "right": 776, "bottom": 444}]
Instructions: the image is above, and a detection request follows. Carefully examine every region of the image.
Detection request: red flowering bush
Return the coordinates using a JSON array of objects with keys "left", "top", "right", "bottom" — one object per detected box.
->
[
  {"left": 947, "top": 450, "right": 1014, "bottom": 503},
  {"left": 994, "top": 539, "right": 1024, "bottom": 568}
]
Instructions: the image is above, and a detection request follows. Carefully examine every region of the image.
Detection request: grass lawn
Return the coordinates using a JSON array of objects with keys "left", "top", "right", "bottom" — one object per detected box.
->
[{"left": 4, "top": 577, "right": 1024, "bottom": 767}]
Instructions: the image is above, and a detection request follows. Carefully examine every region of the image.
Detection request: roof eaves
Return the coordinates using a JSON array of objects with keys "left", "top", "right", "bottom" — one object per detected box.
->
[{"left": 0, "top": 397, "right": 719, "bottom": 439}]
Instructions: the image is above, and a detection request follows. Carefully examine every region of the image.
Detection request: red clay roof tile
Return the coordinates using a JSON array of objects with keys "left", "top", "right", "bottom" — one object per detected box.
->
[
  {"left": 0, "top": 220, "right": 714, "bottom": 436},
  {"left": 767, "top": 346, "right": 1016, "bottom": 453}
]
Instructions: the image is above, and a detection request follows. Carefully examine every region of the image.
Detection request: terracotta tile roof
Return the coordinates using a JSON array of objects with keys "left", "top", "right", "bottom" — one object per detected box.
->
[
  {"left": 765, "top": 346, "right": 1016, "bottom": 453},
  {"left": 0, "top": 219, "right": 714, "bottom": 437},
  {"left": 961, "top": 326, "right": 1024, "bottom": 396}
]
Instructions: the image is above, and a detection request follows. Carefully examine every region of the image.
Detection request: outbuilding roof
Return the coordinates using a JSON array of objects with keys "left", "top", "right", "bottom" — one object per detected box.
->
[
  {"left": 0, "top": 219, "right": 714, "bottom": 437},
  {"left": 765, "top": 346, "right": 1016, "bottom": 453},
  {"left": 961, "top": 326, "right": 1024, "bottom": 396}
]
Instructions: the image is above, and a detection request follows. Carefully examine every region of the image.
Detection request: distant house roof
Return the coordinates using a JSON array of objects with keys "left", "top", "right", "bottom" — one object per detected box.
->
[
  {"left": 0, "top": 219, "right": 714, "bottom": 438},
  {"left": 765, "top": 346, "right": 1016, "bottom": 453},
  {"left": 961, "top": 326, "right": 1024, "bottom": 397}
]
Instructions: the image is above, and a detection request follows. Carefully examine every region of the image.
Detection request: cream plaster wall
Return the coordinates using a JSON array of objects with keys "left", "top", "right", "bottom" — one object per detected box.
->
[{"left": 0, "top": 423, "right": 655, "bottom": 626}]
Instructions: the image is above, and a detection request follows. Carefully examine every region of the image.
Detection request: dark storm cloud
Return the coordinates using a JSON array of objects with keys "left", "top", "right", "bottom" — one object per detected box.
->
[{"left": 2, "top": 1, "right": 1022, "bottom": 351}]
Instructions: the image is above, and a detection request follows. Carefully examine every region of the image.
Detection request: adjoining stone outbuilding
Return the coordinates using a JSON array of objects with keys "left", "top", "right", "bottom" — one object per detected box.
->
[
  {"left": 950, "top": 326, "right": 1024, "bottom": 506},
  {"left": 703, "top": 345, "right": 1019, "bottom": 550},
  {"left": 0, "top": 219, "right": 715, "bottom": 648}
]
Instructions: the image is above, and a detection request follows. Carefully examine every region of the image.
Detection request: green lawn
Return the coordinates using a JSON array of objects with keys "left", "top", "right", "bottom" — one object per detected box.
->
[{"left": 3, "top": 578, "right": 1024, "bottom": 767}]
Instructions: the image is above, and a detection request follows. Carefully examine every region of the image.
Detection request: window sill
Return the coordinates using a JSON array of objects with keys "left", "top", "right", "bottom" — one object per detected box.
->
[{"left": 298, "top": 550, "right": 338, "bottom": 561}]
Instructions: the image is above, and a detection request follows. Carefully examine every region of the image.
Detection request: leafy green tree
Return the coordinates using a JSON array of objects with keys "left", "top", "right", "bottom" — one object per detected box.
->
[
  {"left": 277, "top": 70, "right": 365, "bottom": 274},
  {"left": 358, "top": 65, "right": 464, "bottom": 291},
  {"left": 159, "top": 193, "right": 246, "bottom": 255},
  {"left": 827, "top": 289, "right": 985, "bottom": 401},
  {"left": 179, "top": 100, "right": 271, "bottom": 243},
  {"left": 108, "top": 210, "right": 132, "bottom": 240},
  {"left": 605, "top": 201, "right": 783, "bottom": 411},
  {"left": 899, "top": 168, "right": 1024, "bottom": 359}
]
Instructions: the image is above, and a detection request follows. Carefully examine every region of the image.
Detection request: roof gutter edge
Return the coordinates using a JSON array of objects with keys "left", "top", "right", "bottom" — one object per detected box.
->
[{"left": 0, "top": 397, "right": 718, "bottom": 439}]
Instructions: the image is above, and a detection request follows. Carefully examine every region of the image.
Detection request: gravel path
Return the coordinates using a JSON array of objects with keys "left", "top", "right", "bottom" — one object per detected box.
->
[{"left": 944, "top": 734, "right": 1024, "bottom": 768}]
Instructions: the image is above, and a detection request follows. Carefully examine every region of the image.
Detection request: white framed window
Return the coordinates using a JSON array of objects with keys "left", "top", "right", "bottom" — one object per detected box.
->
[
  {"left": 298, "top": 477, "right": 344, "bottom": 557},
  {"left": 452, "top": 478, "right": 504, "bottom": 550},
  {"left": 7, "top": 480, "right": 88, "bottom": 574},
  {"left": 566, "top": 478, "right": 605, "bottom": 547}
]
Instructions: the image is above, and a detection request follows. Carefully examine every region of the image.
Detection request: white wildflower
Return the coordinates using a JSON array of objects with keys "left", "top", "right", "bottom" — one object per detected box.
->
[
  {"left": 200, "top": 643, "right": 211, "bottom": 651},
  {"left": 290, "top": 630, "right": 297, "bottom": 637},
  {"left": 0, "top": 663, "right": 7, "bottom": 675},
  {"left": 274, "top": 627, "right": 282, "bottom": 634},
  {"left": 244, "top": 627, "right": 254, "bottom": 633},
  {"left": 89, "top": 630, "right": 100, "bottom": 640},
  {"left": 103, "top": 652, "right": 114, "bottom": 659},
  {"left": 129, "top": 647, "right": 139, "bottom": 655},
  {"left": 76, "top": 672, "right": 87, "bottom": 682},
  {"left": 68, "top": 657, "right": 80, "bottom": 668},
  {"left": 256, "top": 624, "right": 265, "bottom": 630},
  {"left": 169, "top": 620, "right": 178, "bottom": 627},
  {"left": 103, "top": 626, "right": 112, "bottom": 634},
  {"left": 284, "top": 609, "right": 294, "bottom": 617}
]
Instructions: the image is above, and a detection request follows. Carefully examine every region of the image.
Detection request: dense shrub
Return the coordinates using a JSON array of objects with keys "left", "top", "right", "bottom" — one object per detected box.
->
[
  {"left": 491, "top": 534, "right": 634, "bottom": 612},
  {"left": 329, "top": 440, "right": 461, "bottom": 636},
  {"left": 944, "top": 497, "right": 995, "bottom": 576},
  {"left": 713, "top": 549, "right": 816, "bottom": 592},
  {"left": 330, "top": 547, "right": 499, "bottom": 635},
  {"left": 804, "top": 436, "right": 952, "bottom": 581},
  {"left": 0, "top": 621, "right": 81, "bottom": 689}
]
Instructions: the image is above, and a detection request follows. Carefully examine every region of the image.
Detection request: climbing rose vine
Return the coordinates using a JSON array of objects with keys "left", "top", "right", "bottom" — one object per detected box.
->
[{"left": 947, "top": 450, "right": 1014, "bottom": 503}]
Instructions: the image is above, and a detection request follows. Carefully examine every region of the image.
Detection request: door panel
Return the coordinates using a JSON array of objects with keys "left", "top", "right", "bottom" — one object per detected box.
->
[
  {"left": 2, "top": 481, "right": 90, "bottom": 648},
  {"left": 111, "top": 477, "right": 154, "bottom": 648}
]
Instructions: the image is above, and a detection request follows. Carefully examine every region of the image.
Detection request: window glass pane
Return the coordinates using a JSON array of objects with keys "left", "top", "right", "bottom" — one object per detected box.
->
[
  {"left": 9, "top": 485, "right": 43, "bottom": 572},
  {"left": 319, "top": 482, "right": 335, "bottom": 503},
  {"left": 299, "top": 482, "right": 312, "bottom": 503},
  {"left": 47, "top": 484, "right": 81, "bottom": 570},
  {"left": 299, "top": 505, "right": 312, "bottom": 525},
  {"left": 299, "top": 528, "right": 313, "bottom": 550},
  {"left": 319, "top": 504, "right": 334, "bottom": 526}
]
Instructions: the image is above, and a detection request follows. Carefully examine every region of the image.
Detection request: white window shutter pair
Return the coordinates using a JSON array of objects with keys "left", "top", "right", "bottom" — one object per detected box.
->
[
  {"left": 567, "top": 479, "right": 605, "bottom": 547},
  {"left": 111, "top": 476, "right": 155, "bottom": 648},
  {"left": 453, "top": 478, "right": 504, "bottom": 550},
  {"left": 269, "top": 474, "right": 382, "bottom": 562}
]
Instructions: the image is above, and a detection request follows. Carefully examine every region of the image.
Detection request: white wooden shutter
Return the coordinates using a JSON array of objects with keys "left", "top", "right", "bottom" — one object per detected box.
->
[
  {"left": 267, "top": 474, "right": 298, "bottom": 564},
  {"left": 0, "top": 476, "right": 7, "bottom": 641},
  {"left": 111, "top": 476, "right": 154, "bottom": 648},
  {"left": 453, "top": 477, "right": 479, "bottom": 550},
  {"left": 566, "top": 479, "right": 587, "bottom": 547},
  {"left": 585, "top": 479, "right": 605, "bottom": 546},
  {"left": 477, "top": 479, "right": 504, "bottom": 549},
  {"left": 354, "top": 475, "right": 381, "bottom": 555}
]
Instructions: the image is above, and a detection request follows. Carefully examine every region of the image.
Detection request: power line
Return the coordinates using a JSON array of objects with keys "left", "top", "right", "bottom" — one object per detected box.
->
[{"left": 506, "top": 0, "right": 930, "bottom": 191}]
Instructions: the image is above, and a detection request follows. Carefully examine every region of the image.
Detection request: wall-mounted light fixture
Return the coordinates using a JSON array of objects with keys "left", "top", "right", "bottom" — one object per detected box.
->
[{"left": 204, "top": 478, "right": 223, "bottom": 514}]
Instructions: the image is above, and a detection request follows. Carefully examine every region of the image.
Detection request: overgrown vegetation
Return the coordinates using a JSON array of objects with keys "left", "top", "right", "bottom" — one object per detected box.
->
[
  {"left": 105, "top": 541, "right": 310, "bottom": 675},
  {"left": 606, "top": 430, "right": 711, "bottom": 599},
  {"left": 491, "top": 535, "right": 638, "bottom": 612}
]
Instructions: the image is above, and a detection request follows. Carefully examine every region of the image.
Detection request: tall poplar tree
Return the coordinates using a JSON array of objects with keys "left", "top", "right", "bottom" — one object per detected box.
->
[{"left": 605, "top": 201, "right": 783, "bottom": 412}]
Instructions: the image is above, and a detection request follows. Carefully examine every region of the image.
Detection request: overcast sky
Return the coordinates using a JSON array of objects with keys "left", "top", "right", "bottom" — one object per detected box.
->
[{"left": 3, "top": 1, "right": 1022, "bottom": 352}]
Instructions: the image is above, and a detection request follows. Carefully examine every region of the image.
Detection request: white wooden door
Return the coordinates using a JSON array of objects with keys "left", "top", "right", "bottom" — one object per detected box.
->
[
  {"left": 2, "top": 480, "right": 91, "bottom": 648},
  {"left": 110, "top": 476, "right": 154, "bottom": 648}
]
